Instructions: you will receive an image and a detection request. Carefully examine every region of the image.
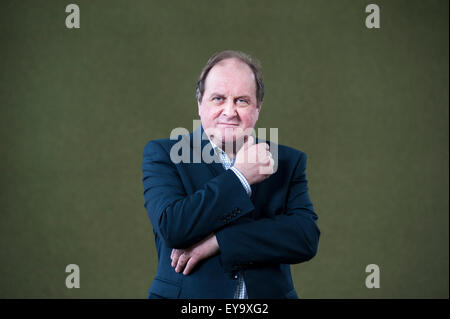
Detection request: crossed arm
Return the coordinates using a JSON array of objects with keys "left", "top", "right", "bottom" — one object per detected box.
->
[
  {"left": 142, "top": 140, "right": 320, "bottom": 275},
  {"left": 170, "top": 233, "right": 219, "bottom": 275}
]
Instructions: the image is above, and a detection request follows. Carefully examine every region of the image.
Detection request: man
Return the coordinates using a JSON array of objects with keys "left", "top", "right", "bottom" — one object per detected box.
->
[{"left": 142, "top": 50, "right": 320, "bottom": 299}]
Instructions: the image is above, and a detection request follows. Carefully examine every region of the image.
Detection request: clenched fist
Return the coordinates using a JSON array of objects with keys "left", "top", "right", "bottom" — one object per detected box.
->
[{"left": 234, "top": 135, "right": 275, "bottom": 185}]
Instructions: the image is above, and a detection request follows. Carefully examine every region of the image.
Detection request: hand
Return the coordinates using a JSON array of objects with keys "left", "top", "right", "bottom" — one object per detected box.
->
[
  {"left": 170, "top": 233, "right": 219, "bottom": 275},
  {"left": 234, "top": 135, "right": 275, "bottom": 185}
]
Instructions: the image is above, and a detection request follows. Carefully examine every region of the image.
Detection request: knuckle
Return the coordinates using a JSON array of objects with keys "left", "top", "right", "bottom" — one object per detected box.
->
[{"left": 189, "top": 255, "right": 198, "bottom": 264}]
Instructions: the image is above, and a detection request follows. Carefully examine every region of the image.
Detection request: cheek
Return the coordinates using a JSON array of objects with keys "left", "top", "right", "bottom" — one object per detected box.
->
[
  {"left": 199, "top": 106, "right": 221, "bottom": 121},
  {"left": 239, "top": 109, "right": 259, "bottom": 127},
  {"left": 210, "top": 111, "right": 224, "bottom": 124}
]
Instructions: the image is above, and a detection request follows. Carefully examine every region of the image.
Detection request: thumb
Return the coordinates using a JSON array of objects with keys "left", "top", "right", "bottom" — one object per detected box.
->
[{"left": 245, "top": 135, "right": 255, "bottom": 148}]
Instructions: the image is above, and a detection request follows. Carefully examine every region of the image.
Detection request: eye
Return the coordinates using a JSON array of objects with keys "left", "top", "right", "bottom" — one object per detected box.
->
[
  {"left": 212, "top": 96, "right": 223, "bottom": 102},
  {"left": 236, "top": 98, "right": 249, "bottom": 105}
]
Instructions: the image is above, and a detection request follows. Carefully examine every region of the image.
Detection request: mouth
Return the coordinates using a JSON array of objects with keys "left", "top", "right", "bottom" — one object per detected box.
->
[{"left": 217, "top": 123, "right": 239, "bottom": 127}]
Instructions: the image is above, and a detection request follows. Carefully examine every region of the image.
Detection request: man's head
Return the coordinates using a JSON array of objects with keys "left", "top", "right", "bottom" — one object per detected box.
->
[{"left": 196, "top": 50, "right": 264, "bottom": 148}]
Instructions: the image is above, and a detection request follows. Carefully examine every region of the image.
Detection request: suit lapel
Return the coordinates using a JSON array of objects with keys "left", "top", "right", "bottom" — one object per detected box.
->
[{"left": 190, "top": 125, "right": 225, "bottom": 178}]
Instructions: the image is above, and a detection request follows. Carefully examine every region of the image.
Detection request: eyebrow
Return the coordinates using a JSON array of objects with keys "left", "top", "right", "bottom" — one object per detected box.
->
[
  {"left": 235, "top": 95, "right": 252, "bottom": 100},
  {"left": 209, "top": 93, "right": 252, "bottom": 100},
  {"left": 209, "top": 92, "right": 226, "bottom": 98}
]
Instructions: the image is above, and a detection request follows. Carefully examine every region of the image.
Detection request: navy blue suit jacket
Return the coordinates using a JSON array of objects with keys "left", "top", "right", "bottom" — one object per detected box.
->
[{"left": 141, "top": 126, "right": 320, "bottom": 299}]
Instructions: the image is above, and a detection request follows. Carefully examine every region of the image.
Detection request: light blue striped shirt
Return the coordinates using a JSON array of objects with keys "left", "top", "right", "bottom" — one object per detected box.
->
[{"left": 209, "top": 139, "right": 250, "bottom": 299}]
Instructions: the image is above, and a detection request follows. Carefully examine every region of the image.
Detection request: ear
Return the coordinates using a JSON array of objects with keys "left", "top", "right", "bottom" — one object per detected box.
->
[
  {"left": 257, "top": 101, "right": 263, "bottom": 113},
  {"left": 197, "top": 100, "right": 201, "bottom": 116}
]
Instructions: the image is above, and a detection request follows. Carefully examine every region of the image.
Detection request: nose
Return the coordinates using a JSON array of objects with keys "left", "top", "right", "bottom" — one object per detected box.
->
[{"left": 222, "top": 99, "right": 237, "bottom": 118}]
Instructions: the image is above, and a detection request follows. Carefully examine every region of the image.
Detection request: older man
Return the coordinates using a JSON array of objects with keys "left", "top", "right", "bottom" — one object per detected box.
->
[{"left": 142, "top": 50, "right": 320, "bottom": 299}]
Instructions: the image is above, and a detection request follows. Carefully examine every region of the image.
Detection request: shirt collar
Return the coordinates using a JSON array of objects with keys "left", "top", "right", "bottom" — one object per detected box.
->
[
  {"left": 207, "top": 136, "right": 223, "bottom": 153},
  {"left": 207, "top": 136, "right": 236, "bottom": 165}
]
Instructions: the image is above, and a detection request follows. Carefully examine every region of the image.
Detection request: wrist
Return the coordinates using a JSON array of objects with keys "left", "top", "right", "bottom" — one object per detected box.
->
[
  {"left": 211, "top": 234, "right": 219, "bottom": 252},
  {"left": 230, "top": 166, "right": 253, "bottom": 195}
]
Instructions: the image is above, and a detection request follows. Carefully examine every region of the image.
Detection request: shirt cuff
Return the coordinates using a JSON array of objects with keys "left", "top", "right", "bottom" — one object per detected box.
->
[{"left": 230, "top": 166, "right": 252, "bottom": 197}]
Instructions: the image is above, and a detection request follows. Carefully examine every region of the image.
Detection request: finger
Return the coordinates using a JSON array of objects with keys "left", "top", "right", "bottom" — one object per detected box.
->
[
  {"left": 262, "top": 162, "right": 274, "bottom": 177},
  {"left": 256, "top": 145, "right": 270, "bottom": 159},
  {"left": 259, "top": 158, "right": 275, "bottom": 175},
  {"left": 183, "top": 256, "right": 198, "bottom": 275},
  {"left": 175, "top": 253, "right": 189, "bottom": 273},
  {"left": 246, "top": 135, "right": 254, "bottom": 147},
  {"left": 257, "top": 149, "right": 271, "bottom": 164},
  {"left": 259, "top": 166, "right": 270, "bottom": 174},
  {"left": 255, "top": 146, "right": 265, "bottom": 158},
  {"left": 261, "top": 157, "right": 271, "bottom": 165},
  {"left": 269, "top": 157, "right": 275, "bottom": 172},
  {"left": 171, "top": 249, "right": 182, "bottom": 267},
  {"left": 255, "top": 142, "right": 269, "bottom": 150}
]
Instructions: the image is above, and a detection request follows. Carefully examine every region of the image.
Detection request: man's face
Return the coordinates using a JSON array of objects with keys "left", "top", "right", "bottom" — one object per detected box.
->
[{"left": 198, "top": 58, "right": 261, "bottom": 147}]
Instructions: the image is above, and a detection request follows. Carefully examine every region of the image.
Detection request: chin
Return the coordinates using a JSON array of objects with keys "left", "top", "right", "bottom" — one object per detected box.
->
[
  {"left": 223, "top": 134, "right": 247, "bottom": 145},
  {"left": 222, "top": 137, "right": 237, "bottom": 144},
  {"left": 206, "top": 127, "right": 246, "bottom": 146},
  {"left": 221, "top": 129, "right": 244, "bottom": 141}
]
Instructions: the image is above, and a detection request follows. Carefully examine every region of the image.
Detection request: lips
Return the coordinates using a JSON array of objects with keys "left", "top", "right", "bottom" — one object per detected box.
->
[{"left": 217, "top": 123, "right": 239, "bottom": 126}]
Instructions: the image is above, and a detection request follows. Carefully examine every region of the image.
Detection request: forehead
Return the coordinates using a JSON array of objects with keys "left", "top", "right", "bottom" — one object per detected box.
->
[{"left": 204, "top": 58, "right": 256, "bottom": 96}]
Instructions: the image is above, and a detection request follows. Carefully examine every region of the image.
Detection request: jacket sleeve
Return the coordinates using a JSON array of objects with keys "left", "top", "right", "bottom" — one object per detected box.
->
[
  {"left": 215, "top": 152, "right": 320, "bottom": 272},
  {"left": 142, "top": 140, "right": 255, "bottom": 249}
]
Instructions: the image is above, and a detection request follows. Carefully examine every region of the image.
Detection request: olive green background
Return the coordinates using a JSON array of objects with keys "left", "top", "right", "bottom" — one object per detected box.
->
[{"left": 0, "top": 0, "right": 448, "bottom": 298}]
